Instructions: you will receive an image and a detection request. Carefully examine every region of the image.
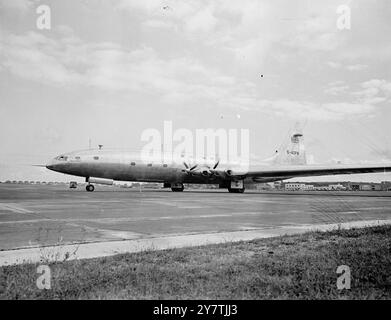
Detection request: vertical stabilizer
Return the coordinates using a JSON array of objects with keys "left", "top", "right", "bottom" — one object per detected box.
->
[{"left": 270, "top": 133, "right": 307, "bottom": 165}]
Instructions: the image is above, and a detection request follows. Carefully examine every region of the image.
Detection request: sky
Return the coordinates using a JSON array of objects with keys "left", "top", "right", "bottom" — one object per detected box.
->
[{"left": 0, "top": 0, "right": 391, "bottom": 183}]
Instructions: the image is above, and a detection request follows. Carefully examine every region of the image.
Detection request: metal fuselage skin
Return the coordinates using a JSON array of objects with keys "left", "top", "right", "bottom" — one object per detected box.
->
[
  {"left": 46, "top": 149, "right": 240, "bottom": 185},
  {"left": 45, "top": 149, "right": 391, "bottom": 187}
]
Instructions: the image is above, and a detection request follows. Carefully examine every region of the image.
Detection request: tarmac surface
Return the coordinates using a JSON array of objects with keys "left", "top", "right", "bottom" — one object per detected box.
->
[{"left": 0, "top": 184, "right": 390, "bottom": 265}]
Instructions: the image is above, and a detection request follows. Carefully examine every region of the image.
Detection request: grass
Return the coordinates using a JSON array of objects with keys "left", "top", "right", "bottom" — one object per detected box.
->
[{"left": 0, "top": 225, "right": 390, "bottom": 299}]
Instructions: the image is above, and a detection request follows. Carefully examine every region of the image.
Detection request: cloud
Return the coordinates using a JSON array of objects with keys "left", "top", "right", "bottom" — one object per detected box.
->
[
  {"left": 285, "top": 13, "right": 341, "bottom": 52},
  {"left": 327, "top": 61, "right": 341, "bottom": 69},
  {"left": 257, "top": 100, "right": 375, "bottom": 121},
  {"left": 346, "top": 64, "right": 368, "bottom": 71},
  {"left": 327, "top": 61, "right": 368, "bottom": 71},
  {"left": 324, "top": 81, "right": 349, "bottom": 95},
  {"left": 118, "top": 0, "right": 275, "bottom": 67},
  {"left": 0, "top": 23, "right": 386, "bottom": 123},
  {"left": 0, "top": 0, "right": 34, "bottom": 12},
  {"left": 0, "top": 29, "right": 243, "bottom": 104},
  {"left": 142, "top": 19, "right": 177, "bottom": 29},
  {"left": 185, "top": 6, "right": 217, "bottom": 32},
  {"left": 353, "top": 79, "right": 391, "bottom": 104},
  {"left": 361, "top": 79, "right": 391, "bottom": 94}
]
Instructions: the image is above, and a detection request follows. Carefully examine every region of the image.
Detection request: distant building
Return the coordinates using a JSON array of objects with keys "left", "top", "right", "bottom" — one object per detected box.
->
[
  {"left": 328, "top": 184, "right": 346, "bottom": 191},
  {"left": 285, "top": 183, "right": 306, "bottom": 191},
  {"left": 381, "top": 181, "right": 391, "bottom": 191},
  {"left": 273, "top": 181, "right": 283, "bottom": 190},
  {"left": 348, "top": 182, "right": 382, "bottom": 191},
  {"left": 281, "top": 181, "right": 384, "bottom": 191},
  {"left": 246, "top": 183, "right": 273, "bottom": 190}
]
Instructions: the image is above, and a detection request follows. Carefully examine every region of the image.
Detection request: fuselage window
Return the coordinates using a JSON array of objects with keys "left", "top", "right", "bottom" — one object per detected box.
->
[
  {"left": 130, "top": 162, "right": 136, "bottom": 166},
  {"left": 93, "top": 156, "right": 99, "bottom": 160}
]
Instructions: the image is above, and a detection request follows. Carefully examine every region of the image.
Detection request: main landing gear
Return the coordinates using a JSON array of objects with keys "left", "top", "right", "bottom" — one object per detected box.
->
[
  {"left": 171, "top": 182, "right": 184, "bottom": 192},
  {"left": 227, "top": 180, "right": 245, "bottom": 193},
  {"left": 228, "top": 186, "right": 245, "bottom": 193},
  {"left": 86, "top": 184, "right": 95, "bottom": 192}
]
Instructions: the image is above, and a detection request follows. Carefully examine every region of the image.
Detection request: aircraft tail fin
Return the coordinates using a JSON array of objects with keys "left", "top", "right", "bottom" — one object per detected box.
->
[{"left": 266, "top": 132, "right": 307, "bottom": 165}]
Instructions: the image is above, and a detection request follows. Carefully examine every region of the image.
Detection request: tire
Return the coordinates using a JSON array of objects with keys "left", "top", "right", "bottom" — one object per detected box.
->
[
  {"left": 171, "top": 187, "right": 184, "bottom": 192},
  {"left": 228, "top": 187, "right": 245, "bottom": 193},
  {"left": 86, "top": 184, "right": 95, "bottom": 192}
]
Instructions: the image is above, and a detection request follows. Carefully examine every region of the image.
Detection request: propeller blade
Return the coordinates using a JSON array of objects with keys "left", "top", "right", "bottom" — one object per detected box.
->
[
  {"left": 213, "top": 160, "right": 220, "bottom": 169},
  {"left": 190, "top": 164, "right": 198, "bottom": 171},
  {"left": 183, "top": 162, "right": 189, "bottom": 169}
]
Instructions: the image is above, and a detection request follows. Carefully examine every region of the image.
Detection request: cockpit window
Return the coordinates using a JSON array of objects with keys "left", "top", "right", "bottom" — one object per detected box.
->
[{"left": 55, "top": 155, "right": 68, "bottom": 161}]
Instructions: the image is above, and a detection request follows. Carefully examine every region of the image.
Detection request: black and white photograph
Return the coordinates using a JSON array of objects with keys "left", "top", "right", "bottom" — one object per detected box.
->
[{"left": 0, "top": 0, "right": 390, "bottom": 306}]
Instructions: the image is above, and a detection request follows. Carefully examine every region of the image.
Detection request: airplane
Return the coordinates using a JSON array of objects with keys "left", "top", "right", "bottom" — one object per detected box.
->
[{"left": 45, "top": 132, "right": 391, "bottom": 193}]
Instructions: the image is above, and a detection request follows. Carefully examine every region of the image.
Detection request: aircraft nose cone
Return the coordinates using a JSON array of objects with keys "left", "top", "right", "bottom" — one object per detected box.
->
[{"left": 46, "top": 160, "right": 57, "bottom": 171}]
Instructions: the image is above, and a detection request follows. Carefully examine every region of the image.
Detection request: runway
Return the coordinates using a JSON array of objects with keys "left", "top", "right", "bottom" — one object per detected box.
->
[{"left": 0, "top": 184, "right": 391, "bottom": 265}]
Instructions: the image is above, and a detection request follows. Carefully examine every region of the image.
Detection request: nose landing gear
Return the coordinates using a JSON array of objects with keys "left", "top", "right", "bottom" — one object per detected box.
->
[
  {"left": 171, "top": 182, "right": 184, "bottom": 192},
  {"left": 86, "top": 184, "right": 95, "bottom": 192}
]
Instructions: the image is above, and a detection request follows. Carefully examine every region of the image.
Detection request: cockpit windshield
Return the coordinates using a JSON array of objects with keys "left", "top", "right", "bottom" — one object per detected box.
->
[{"left": 55, "top": 155, "right": 68, "bottom": 161}]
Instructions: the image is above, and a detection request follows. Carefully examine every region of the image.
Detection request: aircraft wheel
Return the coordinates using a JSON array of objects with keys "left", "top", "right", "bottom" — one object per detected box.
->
[
  {"left": 228, "top": 187, "right": 245, "bottom": 193},
  {"left": 86, "top": 184, "right": 95, "bottom": 192},
  {"left": 171, "top": 187, "right": 184, "bottom": 192}
]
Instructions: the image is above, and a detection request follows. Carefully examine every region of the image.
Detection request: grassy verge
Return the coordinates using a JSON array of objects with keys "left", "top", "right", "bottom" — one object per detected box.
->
[{"left": 1, "top": 225, "right": 390, "bottom": 299}]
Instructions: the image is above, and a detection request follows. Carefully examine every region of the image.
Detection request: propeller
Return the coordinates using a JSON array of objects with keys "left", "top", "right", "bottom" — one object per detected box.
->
[
  {"left": 183, "top": 159, "right": 221, "bottom": 177},
  {"left": 202, "top": 160, "right": 221, "bottom": 177},
  {"left": 183, "top": 162, "right": 198, "bottom": 174}
]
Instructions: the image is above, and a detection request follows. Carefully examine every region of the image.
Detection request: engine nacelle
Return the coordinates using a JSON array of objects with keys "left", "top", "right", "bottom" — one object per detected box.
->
[
  {"left": 225, "top": 169, "right": 248, "bottom": 177},
  {"left": 87, "top": 177, "right": 114, "bottom": 185},
  {"left": 201, "top": 170, "right": 210, "bottom": 176}
]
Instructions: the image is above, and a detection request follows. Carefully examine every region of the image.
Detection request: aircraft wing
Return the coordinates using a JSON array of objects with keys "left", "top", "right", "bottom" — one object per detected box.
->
[{"left": 229, "top": 163, "right": 391, "bottom": 181}]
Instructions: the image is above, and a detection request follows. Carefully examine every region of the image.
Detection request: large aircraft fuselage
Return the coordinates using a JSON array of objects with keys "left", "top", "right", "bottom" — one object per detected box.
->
[{"left": 45, "top": 150, "right": 237, "bottom": 185}]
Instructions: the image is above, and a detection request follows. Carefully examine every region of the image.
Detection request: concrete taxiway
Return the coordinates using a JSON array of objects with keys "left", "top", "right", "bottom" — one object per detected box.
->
[{"left": 0, "top": 184, "right": 390, "bottom": 265}]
